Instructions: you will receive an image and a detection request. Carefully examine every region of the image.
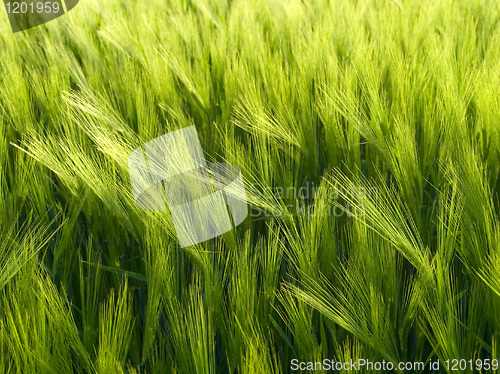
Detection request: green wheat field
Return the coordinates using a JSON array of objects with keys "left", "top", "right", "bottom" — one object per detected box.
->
[{"left": 1, "top": 0, "right": 500, "bottom": 372}]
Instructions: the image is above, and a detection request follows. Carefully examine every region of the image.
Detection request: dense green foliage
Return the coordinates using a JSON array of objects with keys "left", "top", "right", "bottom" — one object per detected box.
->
[{"left": 1, "top": 0, "right": 500, "bottom": 372}]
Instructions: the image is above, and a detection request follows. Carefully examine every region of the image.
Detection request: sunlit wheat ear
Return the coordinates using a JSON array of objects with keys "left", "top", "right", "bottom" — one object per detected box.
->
[
  {"left": 476, "top": 252, "right": 500, "bottom": 298},
  {"left": 325, "top": 169, "right": 433, "bottom": 278},
  {"left": 97, "top": 283, "right": 134, "bottom": 373},
  {"left": 0, "top": 213, "right": 61, "bottom": 292}
]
